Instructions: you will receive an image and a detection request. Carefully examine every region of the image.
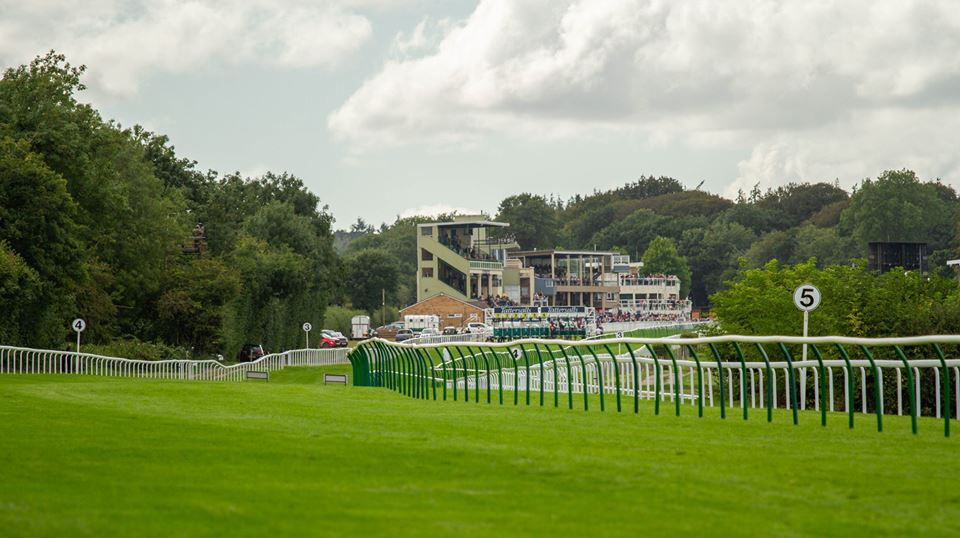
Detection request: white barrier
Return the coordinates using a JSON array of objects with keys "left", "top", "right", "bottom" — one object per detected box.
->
[
  {"left": 402, "top": 333, "right": 487, "bottom": 345},
  {"left": 597, "top": 320, "right": 713, "bottom": 336},
  {"left": 0, "top": 346, "right": 350, "bottom": 381}
]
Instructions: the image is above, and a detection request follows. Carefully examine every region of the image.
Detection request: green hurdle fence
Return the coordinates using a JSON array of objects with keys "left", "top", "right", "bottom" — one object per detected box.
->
[{"left": 347, "top": 335, "right": 960, "bottom": 437}]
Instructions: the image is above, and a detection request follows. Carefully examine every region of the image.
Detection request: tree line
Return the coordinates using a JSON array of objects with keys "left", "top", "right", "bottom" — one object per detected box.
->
[
  {"left": 2, "top": 52, "right": 958, "bottom": 358},
  {"left": 0, "top": 53, "right": 341, "bottom": 357},
  {"left": 345, "top": 169, "right": 959, "bottom": 308}
]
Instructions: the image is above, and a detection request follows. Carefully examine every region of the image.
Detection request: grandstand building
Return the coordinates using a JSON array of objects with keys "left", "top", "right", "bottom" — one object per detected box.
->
[
  {"left": 416, "top": 216, "right": 690, "bottom": 319},
  {"left": 617, "top": 272, "right": 692, "bottom": 319},
  {"left": 508, "top": 249, "right": 620, "bottom": 309},
  {"left": 416, "top": 216, "right": 532, "bottom": 305}
]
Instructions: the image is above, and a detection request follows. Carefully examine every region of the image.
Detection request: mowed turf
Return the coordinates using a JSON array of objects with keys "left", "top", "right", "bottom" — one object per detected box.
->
[{"left": 1, "top": 367, "right": 958, "bottom": 537}]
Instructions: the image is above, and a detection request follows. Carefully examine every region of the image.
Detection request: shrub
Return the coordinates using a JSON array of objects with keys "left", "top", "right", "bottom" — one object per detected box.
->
[{"left": 83, "top": 338, "right": 193, "bottom": 361}]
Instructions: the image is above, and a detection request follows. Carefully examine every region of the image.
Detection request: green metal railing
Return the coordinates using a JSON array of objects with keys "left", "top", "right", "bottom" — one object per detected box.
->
[{"left": 347, "top": 335, "right": 960, "bottom": 437}]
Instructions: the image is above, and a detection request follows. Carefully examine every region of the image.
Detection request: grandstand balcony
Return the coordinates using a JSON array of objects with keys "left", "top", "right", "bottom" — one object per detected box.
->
[
  {"left": 619, "top": 274, "right": 681, "bottom": 288},
  {"left": 469, "top": 260, "right": 504, "bottom": 271},
  {"left": 508, "top": 249, "right": 620, "bottom": 309}
]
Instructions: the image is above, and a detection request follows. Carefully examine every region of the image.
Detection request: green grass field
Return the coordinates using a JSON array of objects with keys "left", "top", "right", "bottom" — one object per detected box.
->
[{"left": 2, "top": 366, "right": 958, "bottom": 537}]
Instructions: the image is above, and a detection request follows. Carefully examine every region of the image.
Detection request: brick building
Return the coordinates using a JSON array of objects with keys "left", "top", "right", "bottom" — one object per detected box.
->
[{"left": 399, "top": 293, "right": 486, "bottom": 330}]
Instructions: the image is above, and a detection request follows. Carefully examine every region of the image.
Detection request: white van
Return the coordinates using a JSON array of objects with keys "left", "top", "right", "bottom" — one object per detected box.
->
[
  {"left": 464, "top": 322, "right": 493, "bottom": 336},
  {"left": 351, "top": 315, "right": 371, "bottom": 339},
  {"left": 404, "top": 315, "right": 440, "bottom": 332}
]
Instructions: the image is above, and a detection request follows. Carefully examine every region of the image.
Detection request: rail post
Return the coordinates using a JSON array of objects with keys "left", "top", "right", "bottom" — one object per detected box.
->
[
  {"left": 932, "top": 344, "right": 951, "bottom": 437},
  {"left": 644, "top": 344, "right": 663, "bottom": 416},
  {"left": 601, "top": 344, "right": 622, "bottom": 413},
  {"left": 662, "top": 344, "right": 683, "bottom": 417},
  {"left": 808, "top": 344, "right": 828, "bottom": 427},
  {"left": 586, "top": 346, "right": 606, "bottom": 412},
  {"left": 571, "top": 346, "right": 590, "bottom": 411},
  {"left": 776, "top": 343, "right": 800, "bottom": 426},
  {"left": 624, "top": 343, "right": 640, "bottom": 414},
  {"left": 856, "top": 345, "right": 884, "bottom": 433},
  {"left": 708, "top": 343, "right": 726, "bottom": 419},
  {"left": 685, "top": 344, "right": 705, "bottom": 418},
  {"left": 892, "top": 346, "right": 918, "bottom": 435}
]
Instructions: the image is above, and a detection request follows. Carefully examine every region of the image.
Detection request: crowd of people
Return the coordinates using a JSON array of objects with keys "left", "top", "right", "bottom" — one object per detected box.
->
[
  {"left": 437, "top": 234, "right": 499, "bottom": 262},
  {"left": 481, "top": 292, "right": 551, "bottom": 308},
  {"left": 483, "top": 295, "right": 517, "bottom": 308},
  {"left": 596, "top": 309, "right": 689, "bottom": 323},
  {"left": 616, "top": 298, "right": 689, "bottom": 310},
  {"left": 619, "top": 273, "right": 680, "bottom": 286},
  {"left": 527, "top": 269, "right": 682, "bottom": 288}
]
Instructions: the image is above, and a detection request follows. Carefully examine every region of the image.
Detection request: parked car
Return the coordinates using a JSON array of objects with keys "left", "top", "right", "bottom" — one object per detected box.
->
[
  {"left": 319, "top": 329, "right": 348, "bottom": 348},
  {"left": 419, "top": 328, "right": 441, "bottom": 338},
  {"left": 395, "top": 328, "right": 415, "bottom": 342},
  {"left": 464, "top": 322, "right": 493, "bottom": 335},
  {"left": 441, "top": 326, "right": 459, "bottom": 335},
  {"left": 372, "top": 321, "right": 404, "bottom": 339},
  {"left": 237, "top": 343, "right": 266, "bottom": 362}
]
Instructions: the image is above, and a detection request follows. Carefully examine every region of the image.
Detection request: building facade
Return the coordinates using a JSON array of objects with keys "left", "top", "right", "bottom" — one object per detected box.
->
[
  {"left": 508, "top": 249, "right": 620, "bottom": 309},
  {"left": 400, "top": 293, "right": 486, "bottom": 330},
  {"left": 416, "top": 216, "right": 519, "bottom": 304},
  {"left": 415, "top": 217, "right": 691, "bottom": 320},
  {"left": 617, "top": 273, "right": 691, "bottom": 318}
]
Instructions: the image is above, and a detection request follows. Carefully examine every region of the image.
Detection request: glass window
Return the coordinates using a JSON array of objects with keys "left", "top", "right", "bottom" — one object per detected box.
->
[
  {"left": 422, "top": 268, "right": 434, "bottom": 278},
  {"left": 421, "top": 249, "right": 433, "bottom": 261},
  {"left": 421, "top": 226, "right": 433, "bottom": 236}
]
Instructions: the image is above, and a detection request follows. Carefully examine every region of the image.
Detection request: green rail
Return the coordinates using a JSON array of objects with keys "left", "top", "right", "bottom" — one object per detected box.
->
[{"left": 346, "top": 335, "right": 960, "bottom": 437}]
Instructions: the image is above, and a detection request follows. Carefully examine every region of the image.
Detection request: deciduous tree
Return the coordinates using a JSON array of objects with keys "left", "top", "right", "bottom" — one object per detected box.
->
[{"left": 641, "top": 236, "right": 691, "bottom": 298}]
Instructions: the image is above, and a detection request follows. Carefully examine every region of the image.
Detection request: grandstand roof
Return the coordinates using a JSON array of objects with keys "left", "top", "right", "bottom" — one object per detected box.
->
[
  {"left": 418, "top": 215, "right": 509, "bottom": 228},
  {"left": 400, "top": 293, "right": 486, "bottom": 313},
  {"left": 510, "top": 249, "right": 616, "bottom": 257}
]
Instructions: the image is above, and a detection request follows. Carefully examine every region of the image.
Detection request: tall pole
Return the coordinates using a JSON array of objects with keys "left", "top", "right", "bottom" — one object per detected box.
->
[
  {"left": 382, "top": 288, "right": 386, "bottom": 327},
  {"left": 802, "top": 310, "right": 809, "bottom": 362}
]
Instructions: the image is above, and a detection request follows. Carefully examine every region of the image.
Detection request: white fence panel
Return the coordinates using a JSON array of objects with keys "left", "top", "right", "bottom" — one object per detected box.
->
[{"left": 0, "top": 346, "right": 351, "bottom": 382}]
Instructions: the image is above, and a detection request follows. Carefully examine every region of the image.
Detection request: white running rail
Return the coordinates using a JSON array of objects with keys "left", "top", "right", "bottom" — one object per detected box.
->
[
  {"left": 402, "top": 333, "right": 487, "bottom": 346},
  {"left": 597, "top": 320, "right": 713, "bottom": 336},
  {"left": 0, "top": 345, "right": 350, "bottom": 381}
]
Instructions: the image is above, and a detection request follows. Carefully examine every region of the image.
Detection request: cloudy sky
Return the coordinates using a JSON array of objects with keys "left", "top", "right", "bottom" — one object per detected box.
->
[{"left": 2, "top": 0, "right": 959, "bottom": 227}]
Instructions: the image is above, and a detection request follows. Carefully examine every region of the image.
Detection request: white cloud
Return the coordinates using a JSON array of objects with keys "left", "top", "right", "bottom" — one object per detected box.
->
[
  {"left": 0, "top": 0, "right": 373, "bottom": 98},
  {"left": 329, "top": 0, "right": 960, "bottom": 188},
  {"left": 732, "top": 108, "right": 960, "bottom": 196}
]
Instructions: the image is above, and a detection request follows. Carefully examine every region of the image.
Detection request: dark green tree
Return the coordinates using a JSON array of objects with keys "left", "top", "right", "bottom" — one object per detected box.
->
[
  {"left": 757, "top": 182, "right": 848, "bottom": 227},
  {"left": 495, "top": 193, "right": 559, "bottom": 249},
  {"left": 641, "top": 236, "right": 692, "bottom": 297},
  {"left": 744, "top": 230, "right": 795, "bottom": 269},
  {"left": 591, "top": 209, "right": 666, "bottom": 256},
  {"left": 0, "top": 241, "right": 41, "bottom": 344},
  {"left": 344, "top": 249, "right": 399, "bottom": 312},
  {"left": 0, "top": 138, "right": 84, "bottom": 345},
  {"left": 680, "top": 221, "right": 756, "bottom": 305},
  {"left": 839, "top": 170, "right": 955, "bottom": 251},
  {"left": 155, "top": 257, "right": 242, "bottom": 352},
  {"left": 346, "top": 216, "right": 430, "bottom": 306}
]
